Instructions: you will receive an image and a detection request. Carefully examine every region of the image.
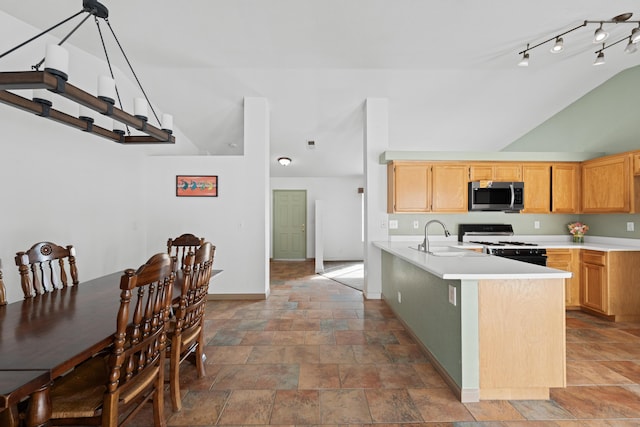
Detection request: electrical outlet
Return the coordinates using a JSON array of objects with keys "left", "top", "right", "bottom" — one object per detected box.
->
[
  {"left": 627, "top": 222, "right": 635, "bottom": 232},
  {"left": 389, "top": 220, "right": 398, "bottom": 229},
  {"left": 397, "top": 291, "right": 402, "bottom": 304},
  {"left": 448, "top": 285, "right": 456, "bottom": 306},
  {"left": 534, "top": 220, "right": 540, "bottom": 229},
  {"left": 413, "top": 220, "right": 420, "bottom": 229}
]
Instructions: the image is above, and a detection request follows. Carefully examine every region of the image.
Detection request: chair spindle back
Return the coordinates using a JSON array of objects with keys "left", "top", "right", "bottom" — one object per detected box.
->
[
  {"left": 167, "top": 233, "right": 204, "bottom": 271},
  {"left": 15, "top": 241, "right": 79, "bottom": 298}
]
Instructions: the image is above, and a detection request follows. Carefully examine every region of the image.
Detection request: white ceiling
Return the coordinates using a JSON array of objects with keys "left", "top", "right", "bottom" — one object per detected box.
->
[{"left": 2, "top": 0, "right": 640, "bottom": 177}]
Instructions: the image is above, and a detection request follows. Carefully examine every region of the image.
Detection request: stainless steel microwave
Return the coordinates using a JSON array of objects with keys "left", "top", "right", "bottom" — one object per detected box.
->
[{"left": 468, "top": 181, "right": 524, "bottom": 212}]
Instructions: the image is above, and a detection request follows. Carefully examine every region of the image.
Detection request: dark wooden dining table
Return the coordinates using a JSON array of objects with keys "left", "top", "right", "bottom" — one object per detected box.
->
[
  {"left": 0, "top": 271, "right": 125, "bottom": 427},
  {"left": 0, "top": 267, "right": 222, "bottom": 427}
]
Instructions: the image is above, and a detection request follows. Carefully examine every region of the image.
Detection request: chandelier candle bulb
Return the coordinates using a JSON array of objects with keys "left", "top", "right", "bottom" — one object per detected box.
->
[
  {"left": 79, "top": 105, "right": 94, "bottom": 122},
  {"left": 161, "top": 113, "right": 173, "bottom": 132},
  {"left": 97, "top": 75, "right": 116, "bottom": 104},
  {"left": 44, "top": 44, "right": 69, "bottom": 81},
  {"left": 133, "top": 97, "right": 148, "bottom": 121}
]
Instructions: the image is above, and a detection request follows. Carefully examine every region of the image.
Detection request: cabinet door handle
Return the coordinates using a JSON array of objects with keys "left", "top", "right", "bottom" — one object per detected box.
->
[{"left": 301, "top": 224, "right": 305, "bottom": 232}]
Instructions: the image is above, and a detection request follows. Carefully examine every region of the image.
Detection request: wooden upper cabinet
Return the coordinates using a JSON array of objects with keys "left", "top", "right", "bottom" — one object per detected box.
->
[
  {"left": 387, "top": 161, "right": 468, "bottom": 213},
  {"left": 633, "top": 152, "right": 640, "bottom": 176},
  {"left": 387, "top": 161, "right": 431, "bottom": 213},
  {"left": 431, "top": 164, "right": 468, "bottom": 212},
  {"left": 551, "top": 163, "right": 580, "bottom": 213},
  {"left": 582, "top": 153, "right": 632, "bottom": 213},
  {"left": 469, "top": 162, "right": 522, "bottom": 181},
  {"left": 522, "top": 163, "right": 550, "bottom": 213}
]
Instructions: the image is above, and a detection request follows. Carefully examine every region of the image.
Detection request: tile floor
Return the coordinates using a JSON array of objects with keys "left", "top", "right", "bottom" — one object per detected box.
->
[{"left": 131, "top": 260, "right": 640, "bottom": 426}]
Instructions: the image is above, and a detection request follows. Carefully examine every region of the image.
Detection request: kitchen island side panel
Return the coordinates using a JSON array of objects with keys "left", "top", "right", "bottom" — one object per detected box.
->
[{"left": 381, "top": 251, "right": 467, "bottom": 389}]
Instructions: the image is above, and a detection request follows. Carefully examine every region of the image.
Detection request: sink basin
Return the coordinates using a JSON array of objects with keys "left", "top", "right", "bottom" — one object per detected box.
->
[{"left": 409, "top": 246, "right": 482, "bottom": 257}]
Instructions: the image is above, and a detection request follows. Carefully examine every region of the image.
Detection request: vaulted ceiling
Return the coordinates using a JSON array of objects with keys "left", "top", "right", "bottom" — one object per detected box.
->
[{"left": 2, "top": 0, "right": 640, "bottom": 177}]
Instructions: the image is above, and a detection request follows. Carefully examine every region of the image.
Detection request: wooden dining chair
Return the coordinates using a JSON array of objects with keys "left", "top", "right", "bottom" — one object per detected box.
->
[
  {"left": 48, "top": 253, "right": 176, "bottom": 427},
  {"left": 15, "top": 241, "right": 79, "bottom": 298},
  {"left": 167, "top": 233, "right": 204, "bottom": 270},
  {"left": 168, "top": 242, "right": 215, "bottom": 412}
]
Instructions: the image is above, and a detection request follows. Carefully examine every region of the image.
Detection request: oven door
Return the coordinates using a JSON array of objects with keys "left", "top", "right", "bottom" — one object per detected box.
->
[{"left": 506, "top": 255, "right": 547, "bottom": 266}]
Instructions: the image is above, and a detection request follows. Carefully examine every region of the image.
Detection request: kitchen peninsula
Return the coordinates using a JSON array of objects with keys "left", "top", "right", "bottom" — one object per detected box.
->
[{"left": 374, "top": 241, "right": 571, "bottom": 403}]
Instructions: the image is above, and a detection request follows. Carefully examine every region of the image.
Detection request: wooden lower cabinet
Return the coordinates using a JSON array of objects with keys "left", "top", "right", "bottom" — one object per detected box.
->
[
  {"left": 546, "top": 249, "right": 580, "bottom": 309},
  {"left": 580, "top": 250, "right": 640, "bottom": 322},
  {"left": 581, "top": 250, "right": 608, "bottom": 314}
]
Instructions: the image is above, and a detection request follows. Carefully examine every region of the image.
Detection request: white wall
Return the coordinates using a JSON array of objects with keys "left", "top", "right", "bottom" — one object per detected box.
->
[
  {"left": 144, "top": 98, "right": 270, "bottom": 297},
  {"left": 0, "top": 104, "right": 148, "bottom": 303},
  {"left": 270, "top": 176, "right": 364, "bottom": 261},
  {"left": 0, "top": 13, "right": 199, "bottom": 303}
]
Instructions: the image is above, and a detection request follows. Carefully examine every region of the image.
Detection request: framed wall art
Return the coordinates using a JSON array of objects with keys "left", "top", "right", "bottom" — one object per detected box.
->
[{"left": 176, "top": 175, "right": 218, "bottom": 197}]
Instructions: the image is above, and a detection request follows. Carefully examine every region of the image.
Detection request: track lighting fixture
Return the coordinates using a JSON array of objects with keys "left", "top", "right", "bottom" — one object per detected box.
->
[{"left": 517, "top": 12, "right": 640, "bottom": 66}]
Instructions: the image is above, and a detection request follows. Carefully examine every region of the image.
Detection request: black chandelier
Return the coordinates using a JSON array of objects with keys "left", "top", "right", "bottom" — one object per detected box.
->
[{"left": 0, "top": 0, "right": 175, "bottom": 144}]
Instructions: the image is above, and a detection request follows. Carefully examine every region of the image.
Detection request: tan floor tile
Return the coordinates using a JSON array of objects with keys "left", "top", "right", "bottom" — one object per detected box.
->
[
  {"left": 319, "top": 389, "right": 372, "bottom": 424},
  {"left": 407, "top": 388, "right": 475, "bottom": 422},
  {"left": 463, "top": 400, "right": 526, "bottom": 421},
  {"left": 551, "top": 385, "right": 640, "bottom": 418},
  {"left": 304, "top": 330, "right": 336, "bottom": 345},
  {"left": 318, "top": 344, "right": 357, "bottom": 363},
  {"left": 217, "top": 390, "right": 275, "bottom": 425},
  {"left": 335, "top": 330, "right": 367, "bottom": 344},
  {"left": 339, "top": 363, "right": 383, "bottom": 388},
  {"left": 166, "top": 390, "right": 230, "bottom": 426},
  {"left": 365, "top": 389, "right": 423, "bottom": 423},
  {"left": 299, "top": 363, "right": 341, "bottom": 389},
  {"left": 205, "top": 345, "right": 253, "bottom": 364},
  {"left": 566, "top": 360, "right": 635, "bottom": 385},
  {"left": 272, "top": 330, "right": 306, "bottom": 345},
  {"left": 270, "top": 390, "right": 320, "bottom": 424}
]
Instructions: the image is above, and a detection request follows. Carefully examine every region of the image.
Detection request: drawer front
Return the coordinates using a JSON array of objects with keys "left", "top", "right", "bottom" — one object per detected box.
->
[{"left": 583, "top": 250, "right": 606, "bottom": 266}]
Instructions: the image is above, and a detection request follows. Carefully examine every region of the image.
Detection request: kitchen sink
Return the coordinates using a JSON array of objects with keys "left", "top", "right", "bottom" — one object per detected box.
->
[{"left": 409, "top": 246, "right": 484, "bottom": 257}]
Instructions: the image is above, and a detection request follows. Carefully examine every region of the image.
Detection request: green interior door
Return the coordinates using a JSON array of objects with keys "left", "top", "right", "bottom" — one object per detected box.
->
[{"left": 273, "top": 190, "right": 307, "bottom": 260}]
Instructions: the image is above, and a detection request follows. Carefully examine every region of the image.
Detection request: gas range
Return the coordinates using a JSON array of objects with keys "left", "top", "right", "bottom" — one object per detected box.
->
[
  {"left": 459, "top": 224, "right": 547, "bottom": 266},
  {"left": 468, "top": 240, "right": 538, "bottom": 247}
]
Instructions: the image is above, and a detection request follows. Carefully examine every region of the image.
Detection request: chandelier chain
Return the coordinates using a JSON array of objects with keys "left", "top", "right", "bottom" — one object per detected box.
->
[
  {"left": 94, "top": 17, "right": 130, "bottom": 135},
  {"left": 105, "top": 18, "right": 161, "bottom": 126}
]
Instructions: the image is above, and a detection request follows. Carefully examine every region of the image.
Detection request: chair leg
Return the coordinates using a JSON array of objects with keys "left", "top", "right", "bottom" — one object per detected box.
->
[
  {"left": 195, "top": 331, "right": 206, "bottom": 378},
  {"left": 155, "top": 363, "right": 167, "bottom": 427},
  {"left": 169, "top": 341, "right": 182, "bottom": 412},
  {"left": 0, "top": 404, "right": 20, "bottom": 427}
]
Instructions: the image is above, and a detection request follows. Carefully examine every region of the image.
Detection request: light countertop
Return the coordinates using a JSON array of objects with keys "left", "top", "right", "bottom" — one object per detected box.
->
[{"left": 374, "top": 241, "right": 572, "bottom": 280}]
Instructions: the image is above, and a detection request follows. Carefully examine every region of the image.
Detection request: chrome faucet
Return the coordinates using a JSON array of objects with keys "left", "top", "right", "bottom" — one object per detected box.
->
[{"left": 419, "top": 219, "right": 451, "bottom": 253}]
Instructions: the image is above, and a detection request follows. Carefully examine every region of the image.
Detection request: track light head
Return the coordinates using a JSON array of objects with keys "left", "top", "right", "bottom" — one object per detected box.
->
[
  {"left": 625, "top": 37, "right": 638, "bottom": 54},
  {"left": 593, "top": 51, "right": 605, "bottom": 65},
  {"left": 631, "top": 26, "right": 640, "bottom": 44},
  {"left": 518, "top": 52, "right": 529, "bottom": 67},
  {"left": 550, "top": 37, "right": 564, "bottom": 53},
  {"left": 593, "top": 23, "right": 609, "bottom": 43}
]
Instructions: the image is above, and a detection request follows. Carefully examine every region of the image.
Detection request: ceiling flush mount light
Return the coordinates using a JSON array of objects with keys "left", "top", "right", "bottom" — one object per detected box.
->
[
  {"left": 278, "top": 157, "right": 292, "bottom": 166},
  {"left": 0, "top": 0, "right": 174, "bottom": 144},
  {"left": 517, "top": 12, "right": 639, "bottom": 66}
]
